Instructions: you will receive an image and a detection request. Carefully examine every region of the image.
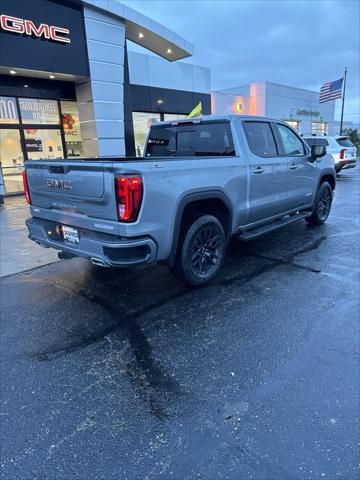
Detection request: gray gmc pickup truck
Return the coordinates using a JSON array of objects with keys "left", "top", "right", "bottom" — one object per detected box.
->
[{"left": 24, "top": 115, "right": 336, "bottom": 286}]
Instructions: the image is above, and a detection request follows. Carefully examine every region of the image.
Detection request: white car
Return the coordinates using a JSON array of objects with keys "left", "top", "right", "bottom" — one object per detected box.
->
[{"left": 303, "top": 135, "right": 357, "bottom": 173}]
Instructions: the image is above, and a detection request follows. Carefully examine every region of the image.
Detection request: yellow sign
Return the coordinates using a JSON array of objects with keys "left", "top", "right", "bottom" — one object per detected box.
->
[{"left": 188, "top": 101, "right": 202, "bottom": 118}]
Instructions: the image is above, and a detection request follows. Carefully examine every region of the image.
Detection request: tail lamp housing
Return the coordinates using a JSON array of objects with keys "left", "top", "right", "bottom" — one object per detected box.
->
[
  {"left": 339, "top": 149, "right": 345, "bottom": 160},
  {"left": 115, "top": 175, "right": 143, "bottom": 222},
  {"left": 22, "top": 170, "right": 31, "bottom": 204}
]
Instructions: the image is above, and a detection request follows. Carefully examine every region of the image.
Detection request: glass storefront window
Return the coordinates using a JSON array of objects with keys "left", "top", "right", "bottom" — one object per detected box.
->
[
  {"left": 0, "top": 97, "right": 19, "bottom": 124},
  {"left": 312, "top": 122, "right": 328, "bottom": 135},
  {"left": 60, "top": 101, "right": 83, "bottom": 157},
  {"left": 0, "top": 97, "right": 84, "bottom": 196},
  {"left": 133, "top": 112, "right": 161, "bottom": 157},
  {"left": 24, "top": 128, "right": 64, "bottom": 160},
  {"left": 164, "top": 113, "right": 186, "bottom": 122},
  {"left": 19, "top": 98, "right": 60, "bottom": 125},
  {"left": 285, "top": 120, "right": 300, "bottom": 132},
  {"left": 0, "top": 129, "right": 24, "bottom": 193}
]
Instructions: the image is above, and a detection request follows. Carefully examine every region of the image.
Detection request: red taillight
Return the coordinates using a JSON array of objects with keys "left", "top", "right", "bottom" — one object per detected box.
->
[
  {"left": 339, "top": 149, "right": 345, "bottom": 160},
  {"left": 22, "top": 170, "right": 31, "bottom": 204},
  {"left": 115, "top": 175, "right": 143, "bottom": 222}
]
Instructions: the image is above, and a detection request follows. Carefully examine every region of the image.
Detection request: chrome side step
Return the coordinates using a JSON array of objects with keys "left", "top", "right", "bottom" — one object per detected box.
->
[{"left": 238, "top": 212, "right": 310, "bottom": 241}]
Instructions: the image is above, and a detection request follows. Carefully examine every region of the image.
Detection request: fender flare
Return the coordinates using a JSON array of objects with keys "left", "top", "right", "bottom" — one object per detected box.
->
[{"left": 317, "top": 168, "right": 336, "bottom": 191}]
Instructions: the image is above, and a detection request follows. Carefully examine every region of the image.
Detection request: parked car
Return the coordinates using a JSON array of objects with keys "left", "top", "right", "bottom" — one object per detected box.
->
[
  {"left": 24, "top": 115, "right": 336, "bottom": 286},
  {"left": 303, "top": 135, "right": 357, "bottom": 173}
]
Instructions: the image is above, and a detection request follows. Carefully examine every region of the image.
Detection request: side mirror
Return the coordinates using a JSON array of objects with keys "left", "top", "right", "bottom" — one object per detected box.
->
[{"left": 310, "top": 144, "right": 326, "bottom": 162}]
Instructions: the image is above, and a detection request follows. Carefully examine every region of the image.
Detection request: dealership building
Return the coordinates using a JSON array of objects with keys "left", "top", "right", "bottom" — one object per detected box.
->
[
  {"left": 0, "top": 0, "right": 211, "bottom": 195},
  {"left": 211, "top": 82, "right": 346, "bottom": 136},
  {"left": 0, "top": 0, "right": 350, "bottom": 198}
]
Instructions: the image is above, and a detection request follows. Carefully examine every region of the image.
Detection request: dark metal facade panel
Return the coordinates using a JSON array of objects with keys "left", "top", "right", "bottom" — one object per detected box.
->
[
  {"left": 0, "top": 75, "right": 77, "bottom": 100},
  {"left": 130, "top": 84, "right": 211, "bottom": 115},
  {"left": 0, "top": 0, "right": 89, "bottom": 77}
]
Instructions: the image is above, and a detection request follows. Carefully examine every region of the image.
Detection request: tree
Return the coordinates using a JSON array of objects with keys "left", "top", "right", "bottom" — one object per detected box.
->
[{"left": 343, "top": 128, "right": 360, "bottom": 155}]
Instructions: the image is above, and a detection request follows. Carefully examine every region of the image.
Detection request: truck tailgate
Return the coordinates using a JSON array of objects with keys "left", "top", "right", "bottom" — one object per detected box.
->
[{"left": 26, "top": 160, "right": 118, "bottom": 222}]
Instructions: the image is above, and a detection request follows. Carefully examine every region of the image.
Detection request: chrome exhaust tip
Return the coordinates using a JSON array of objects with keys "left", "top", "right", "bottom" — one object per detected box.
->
[{"left": 90, "top": 257, "right": 107, "bottom": 267}]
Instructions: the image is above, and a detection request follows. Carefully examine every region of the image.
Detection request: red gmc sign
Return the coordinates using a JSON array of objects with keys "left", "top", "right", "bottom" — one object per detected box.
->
[{"left": 0, "top": 14, "right": 70, "bottom": 44}]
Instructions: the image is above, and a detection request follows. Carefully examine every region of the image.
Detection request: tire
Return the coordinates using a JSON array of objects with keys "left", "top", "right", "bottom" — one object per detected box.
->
[
  {"left": 305, "top": 181, "right": 333, "bottom": 225},
  {"left": 171, "top": 214, "right": 226, "bottom": 286}
]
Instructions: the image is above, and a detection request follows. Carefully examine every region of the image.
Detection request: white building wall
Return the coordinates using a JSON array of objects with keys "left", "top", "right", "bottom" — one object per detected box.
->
[
  {"left": 76, "top": 1, "right": 198, "bottom": 157},
  {"left": 264, "top": 83, "right": 335, "bottom": 135},
  {"left": 76, "top": 6, "right": 126, "bottom": 157},
  {"left": 211, "top": 92, "right": 249, "bottom": 115},
  {"left": 128, "top": 51, "right": 211, "bottom": 93},
  {"left": 212, "top": 82, "right": 337, "bottom": 135}
]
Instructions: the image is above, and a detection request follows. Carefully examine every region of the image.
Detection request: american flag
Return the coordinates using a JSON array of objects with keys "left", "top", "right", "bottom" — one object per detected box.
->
[{"left": 319, "top": 78, "right": 343, "bottom": 103}]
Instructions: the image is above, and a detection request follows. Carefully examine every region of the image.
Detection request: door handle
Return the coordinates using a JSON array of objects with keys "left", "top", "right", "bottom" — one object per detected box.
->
[
  {"left": 253, "top": 167, "right": 265, "bottom": 174},
  {"left": 289, "top": 164, "right": 298, "bottom": 170}
]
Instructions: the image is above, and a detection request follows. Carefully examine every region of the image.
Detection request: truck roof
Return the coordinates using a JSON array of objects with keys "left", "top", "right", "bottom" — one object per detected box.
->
[{"left": 157, "top": 114, "right": 284, "bottom": 125}]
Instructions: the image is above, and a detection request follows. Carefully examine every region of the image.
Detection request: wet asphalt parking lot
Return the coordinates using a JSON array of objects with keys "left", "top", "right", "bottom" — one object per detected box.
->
[{"left": 1, "top": 168, "right": 359, "bottom": 480}]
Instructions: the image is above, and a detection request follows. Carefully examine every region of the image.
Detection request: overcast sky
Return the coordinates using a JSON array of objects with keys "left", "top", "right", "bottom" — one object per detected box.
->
[{"left": 122, "top": 0, "right": 359, "bottom": 124}]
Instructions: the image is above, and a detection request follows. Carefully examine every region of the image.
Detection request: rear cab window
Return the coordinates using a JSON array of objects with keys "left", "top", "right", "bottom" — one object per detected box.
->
[
  {"left": 242, "top": 121, "right": 278, "bottom": 158},
  {"left": 145, "top": 121, "right": 236, "bottom": 157},
  {"left": 336, "top": 137, "right": 354, "bottom": 147}
]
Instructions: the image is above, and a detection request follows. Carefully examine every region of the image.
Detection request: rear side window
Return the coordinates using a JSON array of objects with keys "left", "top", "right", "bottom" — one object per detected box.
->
[
  {"left": 277, "top": 124, "right": 306, "bottom": 156},
  {"left": 145, "top": 122, "right": 235, "bottom": 157},
  {"left": 336, "top": 137, "right": 354, "bottom": 147},
  {"left": 304, "top": 138, "right": 329, "bottom": 147},
  {"left": 243, "top": 121, "right": 277, "bottom": 158}
]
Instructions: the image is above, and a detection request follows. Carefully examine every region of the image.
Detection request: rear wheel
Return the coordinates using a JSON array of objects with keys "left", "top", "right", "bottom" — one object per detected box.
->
[
  {"left": 171, "top": 215, "right": 226, "bottom": 286},
  {"left": 306, "top": 181, "right": 333, "bottom": 225}
]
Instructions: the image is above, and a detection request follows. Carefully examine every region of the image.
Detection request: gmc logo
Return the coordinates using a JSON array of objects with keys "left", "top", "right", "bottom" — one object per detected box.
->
[
  {"left": 0, "top": 14, "right": 70, "bottom": 44},
  {"left": 45, "top": 179, "right": 72, "bottom": 189}
]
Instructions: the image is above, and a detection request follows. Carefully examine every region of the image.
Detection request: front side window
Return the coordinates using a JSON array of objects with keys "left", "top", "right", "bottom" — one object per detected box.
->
[
  {"left": 145, "top": 122, "right": 235, "bottom": 157},
  {"left": 243, "top": 121, "right": 277, "bottom": 158},
  {"left": 277, "top": 124, "right": 305, "bottom": 156}
]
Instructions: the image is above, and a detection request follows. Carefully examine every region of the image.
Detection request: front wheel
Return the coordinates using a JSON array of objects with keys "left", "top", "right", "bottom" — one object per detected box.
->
[
  {"left": 171, "top": 215, "right": 226, "bottom": 286},
  {"left": 305, "top": 181, "right": 333, "bottom": 225}
]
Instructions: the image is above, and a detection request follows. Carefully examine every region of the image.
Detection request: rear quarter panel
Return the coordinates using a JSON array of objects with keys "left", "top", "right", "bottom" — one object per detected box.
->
[{"left": 116, "top": 154, "right": 247, "bottom": 260}]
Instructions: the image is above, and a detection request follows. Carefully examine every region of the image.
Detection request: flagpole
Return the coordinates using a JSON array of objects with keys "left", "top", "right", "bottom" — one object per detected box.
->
[{"left": 339, "top": 67, "right": 347, "bottom": 134}]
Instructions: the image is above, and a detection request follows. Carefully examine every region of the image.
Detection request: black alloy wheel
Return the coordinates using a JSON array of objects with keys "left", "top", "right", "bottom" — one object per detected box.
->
[
  {"left": 171, "top": 215, "right": 226, "bottom": 286},
  {"left": 190, "top": 224, "right": 222, "bottom": 276},
  {"left": 306, "top": 181, "right": 333, "bottom": 225},
  {"left": 318, "top": 185, "right": 332, "bottom": 222}
]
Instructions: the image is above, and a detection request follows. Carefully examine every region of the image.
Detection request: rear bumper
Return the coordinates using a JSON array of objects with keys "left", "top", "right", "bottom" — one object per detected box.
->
[
  {"left": 26, "top": 217, "right": 157, "bottom": 267},
  {"left": 335, "top": 158, "right": 357, "bottom": 171},
  {"left": 341, "top": 160, "right": 357, "bottom": 170}
]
